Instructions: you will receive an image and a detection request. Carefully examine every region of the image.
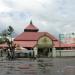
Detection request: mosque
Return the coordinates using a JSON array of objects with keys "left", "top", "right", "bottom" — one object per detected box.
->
[
  {"left": 0, "top": 21, "right": 75, "bottom": 57},
  {"left": 14, "top": 21, "right": 75, "bottom": 57}
]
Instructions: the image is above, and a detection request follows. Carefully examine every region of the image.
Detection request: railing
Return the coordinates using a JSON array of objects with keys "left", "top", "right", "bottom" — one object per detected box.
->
[{"left": 56, "top": 50, "right": 75, "bottom": 57}]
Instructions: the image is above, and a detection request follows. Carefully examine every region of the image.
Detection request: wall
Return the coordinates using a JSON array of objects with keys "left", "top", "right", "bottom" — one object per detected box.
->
[{"left": 56, "top": 50, "right": 75, "bottom": 57}]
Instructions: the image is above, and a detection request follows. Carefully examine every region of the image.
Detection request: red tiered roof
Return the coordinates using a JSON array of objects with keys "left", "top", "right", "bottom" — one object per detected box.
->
[
  {"left": 24, "top": 21, "right": 39, "bottom": 31},
  {"left": 14, "top": 21, "right": 58, "bottom": 48}
]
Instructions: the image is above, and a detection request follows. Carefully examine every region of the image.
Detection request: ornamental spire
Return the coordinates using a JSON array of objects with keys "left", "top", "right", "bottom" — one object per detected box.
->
[
  {"left": 30, "top": 20, "right": 32, "bottom": 24},
  {"left": 24, "top": 20, "right": 39, "bottom": 32}
]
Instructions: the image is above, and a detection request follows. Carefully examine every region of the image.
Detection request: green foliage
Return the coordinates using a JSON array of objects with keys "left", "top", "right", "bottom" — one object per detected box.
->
[
  {"left": 0, "top": 26, "right": 14, "bottom": 44},
  {"left": 0, "top": 38, "right": 5, "bottom": 44},
  {"left": 1, "top": 26, "right": 14, "bottom": 38},
  {"left": 0, "top": 26, "right": 15, "bottom": 60},
  {"left": 8, "top": 26, "right": 14, "bottom": 36}
]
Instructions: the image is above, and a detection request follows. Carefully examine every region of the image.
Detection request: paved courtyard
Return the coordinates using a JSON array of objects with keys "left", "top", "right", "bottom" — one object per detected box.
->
[{"left": 0, "top": 57, "right": 75, "bottom": 75}]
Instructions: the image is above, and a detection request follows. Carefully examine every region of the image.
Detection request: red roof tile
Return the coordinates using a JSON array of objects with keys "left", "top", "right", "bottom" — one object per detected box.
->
[
  {"left": 63, "top": 44, "right": 75, "bottom": 47},
  {"left": 14, "top": 32, "right": 57, "bottom": 41},
  {"left": 14, "top": 41, "right": 37, "bottom": 48},
  {"left": 54, "top": 41, "right": 75, "bottom": 48}
]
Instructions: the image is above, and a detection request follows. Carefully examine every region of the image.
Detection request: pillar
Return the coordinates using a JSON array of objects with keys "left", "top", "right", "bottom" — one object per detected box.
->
[
  {"left": 48, "top": 48, "right": 51, "bottom": 57},
  {"left": 33, "top": 47, "right": 38, "bottom": 57},
  {"left": 52, "top": 47, "right": 56, "bottom": 57}
]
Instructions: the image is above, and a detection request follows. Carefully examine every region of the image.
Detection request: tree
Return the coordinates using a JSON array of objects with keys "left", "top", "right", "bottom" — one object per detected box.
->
[
  {"left": 1, "top": 26, "right": 14, "bottom": 45},
  {"left": 1, "top": 26, "right": 15, "bottom": 60},
  {"left": 0, "top": 38, "right": 5, "bottom": 44},
  {"left": 7, "top": 26, "right": 15, "bottom": 60},
  {"left": 0, "top": 29, "right": 8, "bottom": 44},
  {"left": 8, "top": 26, "right": 14, "bottom": 36}
]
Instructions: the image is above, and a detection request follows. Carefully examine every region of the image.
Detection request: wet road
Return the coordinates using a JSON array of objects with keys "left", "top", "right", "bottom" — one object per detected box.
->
[{"left": 0, "top": 58, "right": 75, "bottom": 75}]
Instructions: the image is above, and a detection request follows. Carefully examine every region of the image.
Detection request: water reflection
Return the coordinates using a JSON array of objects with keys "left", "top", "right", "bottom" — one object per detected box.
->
[
  {"left": 0, "top": 59, "right": 54, "bottom": 75},
  {"left": 37, "top": 59, "right": 53, "bottom": 75},
  {"left": 0, "top": 58, "right": 75, "bottom": 75}
]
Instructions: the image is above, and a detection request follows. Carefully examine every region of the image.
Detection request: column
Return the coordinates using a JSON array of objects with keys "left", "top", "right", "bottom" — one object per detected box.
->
[
  {"left": 33, "top": 47, "right": 38, "bottom": 58},
  {"left": 52, "top": 47, "right": 56, "bottom": 57},
  {"left": 48, "top": 48, "right": 51, "bottom": 57}
]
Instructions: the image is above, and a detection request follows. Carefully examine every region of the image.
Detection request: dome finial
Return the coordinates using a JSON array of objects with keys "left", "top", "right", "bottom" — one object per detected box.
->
[{"left": 30, "top": 20, "right": 32, "bottom": 24}]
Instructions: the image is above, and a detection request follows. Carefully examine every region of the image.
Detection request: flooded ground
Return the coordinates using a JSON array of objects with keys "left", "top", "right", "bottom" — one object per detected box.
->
[{"left": 0, "top": 58, "right": 75, "bottom": 75}]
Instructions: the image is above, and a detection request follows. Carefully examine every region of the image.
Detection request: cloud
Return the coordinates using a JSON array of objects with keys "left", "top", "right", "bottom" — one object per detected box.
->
[
  {"left": 0, "top": 0, "right": 12, "bottom": 12},
  {"left": 0, "top": 0, "right": 75, "bottom": 37}
]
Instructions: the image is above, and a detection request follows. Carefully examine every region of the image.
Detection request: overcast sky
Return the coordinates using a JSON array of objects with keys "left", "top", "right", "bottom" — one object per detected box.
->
[{"left": 0, "top": 0, "right": 75, "bottom": 37}]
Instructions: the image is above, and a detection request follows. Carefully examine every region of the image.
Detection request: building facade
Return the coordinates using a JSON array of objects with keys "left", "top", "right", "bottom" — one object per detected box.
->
[{"left": 59, "top": 33, "right": 75, "bottom": 44}]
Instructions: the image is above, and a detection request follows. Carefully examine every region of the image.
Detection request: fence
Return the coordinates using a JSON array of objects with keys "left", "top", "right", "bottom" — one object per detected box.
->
[{"left": 56, "top": 50, "right": 75, "bottom": 57}]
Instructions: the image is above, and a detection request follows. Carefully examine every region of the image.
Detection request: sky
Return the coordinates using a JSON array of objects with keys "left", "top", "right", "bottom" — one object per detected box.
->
[{"left": 0, "top": 0, "right": 75, "bottom": 37}]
